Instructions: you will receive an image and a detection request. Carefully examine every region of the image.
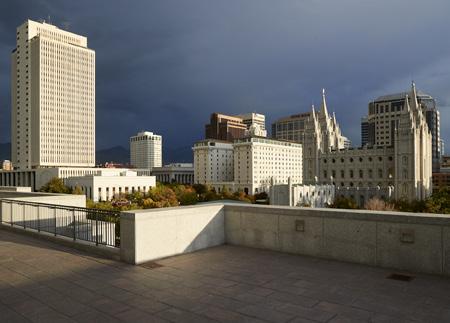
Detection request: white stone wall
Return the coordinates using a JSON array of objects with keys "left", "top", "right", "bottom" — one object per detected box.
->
[
  {"left": 121, "top": 204, "right": 225, "bottom": 264},
  {"left": 65, "top": 175, "right": 156, "bottom": 202},
  {"left": 270, "top": 183, "right": 335, "bottom": 208}
]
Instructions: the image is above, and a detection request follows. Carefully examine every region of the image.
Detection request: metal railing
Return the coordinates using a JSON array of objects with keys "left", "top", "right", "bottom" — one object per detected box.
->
[{"left": 0, "top": 199, "right": 121, "bottom": 247}]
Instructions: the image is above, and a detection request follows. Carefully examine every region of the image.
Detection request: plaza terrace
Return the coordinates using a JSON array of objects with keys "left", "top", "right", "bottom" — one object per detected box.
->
[{"left": 1, "top": 191, "right": 450, "bottom": 322}]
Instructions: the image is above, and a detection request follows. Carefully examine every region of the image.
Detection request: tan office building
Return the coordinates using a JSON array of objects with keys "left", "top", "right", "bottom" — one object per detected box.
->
[{"left": 11, "top": 19, "right": 95, "bottom": 169}]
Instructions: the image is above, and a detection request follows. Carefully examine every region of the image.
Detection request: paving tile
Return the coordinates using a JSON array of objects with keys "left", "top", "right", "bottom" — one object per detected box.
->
[
  {"left": 2, "top": 229, "right": 450, "bottom": 323},
  {"left": 89, "top": 297, "right": 133, "bottom": 316},
  {"left": 156, "top": 307, "right": 216, "bottom": 323},
  {"left": 275, "top": 303, "right": 337, "bottom": 322},
  {"left": 197, "top": 305, "right": 267, "bottom": 323},
  {"left": 114, "top": 308, "right": 169, "bottom": 322},
  {"left": 123, "top": 296, "right": 170, "bottom": 314},
  {"left": 0, "top": 303, "right": 30, "bottom": 323},
  {"left": 267, "top": 291, "right": 319, "bottom": 308},
  {"left": 314, "top": 301, "right": 371, "bottom": 321},
  {"left": 199, "top": 294, "right": 248, "bottom": 311},
  {"left": 72, "top": 309, "right": 121, "bottom": 323},
  {"left": 236, "top": 304, "right": 296, "bottom": 322}
]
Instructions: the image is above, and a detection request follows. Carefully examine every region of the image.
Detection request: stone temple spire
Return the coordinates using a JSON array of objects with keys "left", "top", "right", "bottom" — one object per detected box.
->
[
  {"left": 320, "top": 88, "right": 329, "bottom": 118},
  {"left": 410, "top": 81, "right": 420, "bottom": 111},
  {"left": 404, "top": 94, "right": 411, "bottom": 112}
]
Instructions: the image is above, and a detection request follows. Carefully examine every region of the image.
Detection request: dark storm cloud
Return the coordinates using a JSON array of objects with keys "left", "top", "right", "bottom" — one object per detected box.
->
[{"left": 1, "top": 0, "right": 450, "bottom": 159}]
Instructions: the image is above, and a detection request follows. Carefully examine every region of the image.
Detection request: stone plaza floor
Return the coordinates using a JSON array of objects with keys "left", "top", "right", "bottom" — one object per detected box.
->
[{"left": 1, "top": 228, "right": 450, "bottom": 322}]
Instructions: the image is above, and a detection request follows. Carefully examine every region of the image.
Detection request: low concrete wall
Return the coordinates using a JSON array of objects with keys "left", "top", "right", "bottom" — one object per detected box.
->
[
  {"left": 225, "top": 204, "right": 450, "bottom": 275},
  {"left": 119, "top": 202, "right": 450, "bottom": 275},
  {"left": 121, "top": 204, "right": 225, "bottom": 264}
]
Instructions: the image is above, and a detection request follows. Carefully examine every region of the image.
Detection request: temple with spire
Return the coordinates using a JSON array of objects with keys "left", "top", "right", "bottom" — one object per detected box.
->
[{"left": 272, "top": 83, "right": 432, "bottom": 204}]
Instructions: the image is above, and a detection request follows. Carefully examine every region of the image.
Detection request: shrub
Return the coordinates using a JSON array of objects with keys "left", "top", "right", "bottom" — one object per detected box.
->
[
  {"left": 329, "top": 196, "right": 358, "bottom": 209},
  {"left": 40, "top": 177, "right": 71, "bottom": 194},
  {"left": 192, "top": 184, "right": 209, "bottom": 195},
  {"left": 147, "top": 185, "right": 178, "bottom": 207},
  {"left": 254, "top": 192, "right": 268, "bottom": 200},
  {"left": 364, "top": 197, "right": 395, "bottom": 211}
]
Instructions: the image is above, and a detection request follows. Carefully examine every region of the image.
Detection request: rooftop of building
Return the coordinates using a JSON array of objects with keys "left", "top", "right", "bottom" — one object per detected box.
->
[
  {"left": 374, "top": 90, "right": 433, "bottom": 102},
  {"left": 2, "top": 228, "right": 449, "bottom": 322},
  {"left": 233, "top": 136, "right": 303, "bottom": 147},
  {"left": 273, "top": 111, "right": 313, "bottom": 123},
  {"left": 133, "top": 131, "right": 162, "bottom": 138}
]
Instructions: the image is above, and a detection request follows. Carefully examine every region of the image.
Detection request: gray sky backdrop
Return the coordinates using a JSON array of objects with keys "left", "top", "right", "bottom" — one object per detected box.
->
[{"left": 1, "top": 0, "right": 450, "bottom": 157}]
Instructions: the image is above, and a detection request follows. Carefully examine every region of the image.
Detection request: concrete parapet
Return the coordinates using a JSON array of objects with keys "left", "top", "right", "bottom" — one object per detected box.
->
[{"left": 119, "top": 202, "right": 450, "bottom": 275}]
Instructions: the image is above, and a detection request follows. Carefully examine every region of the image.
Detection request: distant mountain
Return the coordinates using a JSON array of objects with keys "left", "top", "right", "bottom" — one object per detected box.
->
[
  {"left": 96, "top": 146, "right": 129, "bottom": 164},
  {"left": 0, "top": 143, "right": 11, "bottom": 161}
]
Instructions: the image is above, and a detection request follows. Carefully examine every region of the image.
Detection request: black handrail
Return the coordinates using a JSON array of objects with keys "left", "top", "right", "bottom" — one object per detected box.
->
[{"left": 0, "top": 199, "right": 121, "bottom": 247}]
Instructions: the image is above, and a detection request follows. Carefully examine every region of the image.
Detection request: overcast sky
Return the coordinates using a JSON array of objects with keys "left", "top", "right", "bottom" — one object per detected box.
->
[{"left": 1, "top": 0, "right": 450, "bottom": 153}]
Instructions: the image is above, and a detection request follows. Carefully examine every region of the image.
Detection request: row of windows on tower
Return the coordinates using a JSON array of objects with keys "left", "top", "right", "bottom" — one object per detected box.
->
[{"left": 322, "top": 156, "right": 392, "bottom": 163}]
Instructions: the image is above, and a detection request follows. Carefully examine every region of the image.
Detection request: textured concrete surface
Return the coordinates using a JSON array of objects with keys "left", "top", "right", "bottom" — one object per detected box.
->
[
  {"left": 121, "top": 204, "right": 224, "bottom": 264},
  {"left": 2, "top": 229, "right": 450, "bottom": 322},
  {"left": 224, "top": 204, "right": 450, "bottom": 275}
]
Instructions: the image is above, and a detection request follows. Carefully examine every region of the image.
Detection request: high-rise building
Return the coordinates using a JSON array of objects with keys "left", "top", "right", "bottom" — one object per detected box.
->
[
  {"left": 11, "top": 20, "right": 95, "bottom": 169},
  {"left": 205, "top": 113, "right": 248, "bottom": 142},
  {"left": 271, "top": 90, "right": 347, "bottom": 151},
  {"left": 193, "top": 140, "right": 234, "bottom": 184},
  {"left": 235, "top": 113, "right": 267, "bottom": 137},
  {"left": 367, "top": 86, "right": 440, "bottom": 171},
  {"left": 193, "top": 137, "right": 302, "bottom": 195},
  {"left": 361, "top": 116, "right": 369, "bottom": 147},
  {"left": 130, "top": 131, "right": 162, "bottom": 169}
]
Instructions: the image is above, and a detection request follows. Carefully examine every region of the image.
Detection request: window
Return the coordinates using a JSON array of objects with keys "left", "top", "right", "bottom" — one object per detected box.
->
[{"left": 359, "top": 169, "right": 363, "bottom": 178}]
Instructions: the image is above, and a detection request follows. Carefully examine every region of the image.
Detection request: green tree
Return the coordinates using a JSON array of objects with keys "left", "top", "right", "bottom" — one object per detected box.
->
[
  {"left": 148, "top": 184, "right": 178, "bottom": 207},
  {"left": 40, "top": 177, "right": 71, "bottom": 194},
  {"left": 426, "top": 188, "right": 450, "bottom": 214}
]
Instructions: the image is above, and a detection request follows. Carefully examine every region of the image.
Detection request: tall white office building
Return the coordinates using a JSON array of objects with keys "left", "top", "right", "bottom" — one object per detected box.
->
[
  {"left": 11, "top": 19, "right": 95, "bottom": 170},
  {"left": 130, "top": 131, "right": 162, "bottom": 169}
]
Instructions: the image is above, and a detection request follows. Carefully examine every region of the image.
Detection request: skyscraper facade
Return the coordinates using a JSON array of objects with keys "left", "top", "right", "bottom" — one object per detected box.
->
[
  {"left": 130, "top": 131, "right": 162, "bottom": 169},
  {"left": 205, "top": 113, "right": 248, "bottom": 142},
  {"left": 364, "top": 87, "right": 440, "bottom": 171},
  {"left": 271, "top": 90, "right": 347, "bottom": 151},
  {"left": 11, "top": 20, "right": 95, "bottom": 169},
  {"left": 361, "top": 116, "right": 369, "bottom": 147}
]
